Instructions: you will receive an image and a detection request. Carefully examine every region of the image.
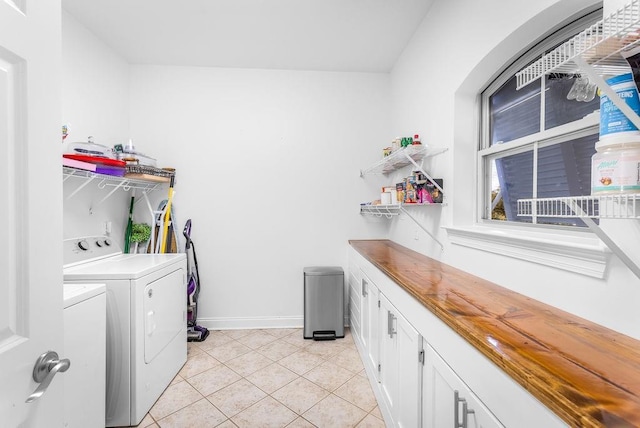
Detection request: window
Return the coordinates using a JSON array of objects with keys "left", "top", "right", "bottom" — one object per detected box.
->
[{"left": 480, "top": 9, "right": 602, "bottom": 228}]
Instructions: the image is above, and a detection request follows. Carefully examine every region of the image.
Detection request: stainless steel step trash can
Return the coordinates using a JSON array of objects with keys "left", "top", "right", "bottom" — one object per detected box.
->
[{"left": 303, "top": 266, "right": 344, "bottom": 340}]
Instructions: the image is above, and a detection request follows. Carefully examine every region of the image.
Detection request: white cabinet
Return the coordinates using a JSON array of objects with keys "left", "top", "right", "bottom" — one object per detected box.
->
[
  {"left": 378, "top": 293, "right": 423, "bottom": 428},
  {"left": 348, "top": 263, "right": 379, "bottom": 372},
  {"left": 361, "top": 271, "right": 379, "bottom": 373},
  {"left": 348, "top": 263, "right": 362, "bottom": 343},
  {"left": 349, "top": 248, "right": 423, "bottom": 427},
  {"left": 349, "top": 245, "right": 567, "bottom": 428},
  {"left": 423, "top": 344, "right": 503, "bottom": 428}
]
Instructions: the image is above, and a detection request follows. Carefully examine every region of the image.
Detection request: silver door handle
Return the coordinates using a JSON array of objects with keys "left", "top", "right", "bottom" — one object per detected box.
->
[
  {"left": 25, "top": 351, "right": 71, "bottom": 403},
  {"left": 454, "top": 390, "right": 475, "bottom": 428},
  {"left": 387, "top": 310, "right": 396, "bottom": 338},
  {"left": 362, "top": 281, "right": 368, "bottom": 297}
]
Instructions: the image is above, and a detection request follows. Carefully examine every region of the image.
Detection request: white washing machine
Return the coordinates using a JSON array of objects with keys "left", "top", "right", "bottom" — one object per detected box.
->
[
  {"left": 63, "top": 283, "right": 106, "bottom": 428},
  {"left": 63, "top": 236, "right": 187, "bottom": 427}
]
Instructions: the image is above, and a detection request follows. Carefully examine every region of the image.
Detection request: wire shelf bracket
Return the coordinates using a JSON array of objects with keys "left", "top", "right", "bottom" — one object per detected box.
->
[
  {"left": 63, "top": 167, "right": 164, "bottom": 204},
  {"left": 360, "top": 203, "right": 446, "bottom": 251},
  {"left": 517, "top": 195, "right": 640, "bottom": 280}
]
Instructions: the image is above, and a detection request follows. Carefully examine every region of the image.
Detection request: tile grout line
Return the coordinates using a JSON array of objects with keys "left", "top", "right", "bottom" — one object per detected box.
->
[{"left": 141, "top": 328, "right": 384, "bottom": 428}]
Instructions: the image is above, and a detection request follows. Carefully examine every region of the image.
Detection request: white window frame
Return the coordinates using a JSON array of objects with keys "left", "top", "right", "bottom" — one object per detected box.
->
[{"left": 447, "top": 7, "right": 612, "bottom": 279}]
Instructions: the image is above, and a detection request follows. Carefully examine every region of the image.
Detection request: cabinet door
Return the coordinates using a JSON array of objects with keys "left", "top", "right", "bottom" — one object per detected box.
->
[
  {"left": 396, "top": 313, "right": 422, "bottom": 428},
  {"left": 423, "top": 345, "right": 504, "bottom": 428},
  {"left": 379, "top": 293, "right": 422, "bottom": 427},
  {"left": 348, "top": 266, "right": 362, "bottom": 342},
  {"left": 378, "top": 294, "right": 397, "bottom": 415},
  {"left": 361, "top": 272, "right": 379, "bottom": 374}
]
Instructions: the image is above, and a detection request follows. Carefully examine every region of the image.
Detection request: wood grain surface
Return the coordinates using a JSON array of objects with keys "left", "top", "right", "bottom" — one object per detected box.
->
[{"left": 349, "top": 239, "right": 640, "bottom": 428}]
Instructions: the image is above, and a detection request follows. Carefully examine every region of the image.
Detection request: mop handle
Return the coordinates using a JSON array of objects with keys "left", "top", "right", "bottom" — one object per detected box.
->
[{"left": 160, "top": 175, "right": 175, "bottom": 254}]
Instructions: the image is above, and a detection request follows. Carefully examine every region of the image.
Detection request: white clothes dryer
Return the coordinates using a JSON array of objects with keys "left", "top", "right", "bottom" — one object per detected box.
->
[
  {"left": 63, "top": 236, "right": 187, "bottom": 427},
  {"left": 63, "top": 283, "right": 106, "bottom": 428}
]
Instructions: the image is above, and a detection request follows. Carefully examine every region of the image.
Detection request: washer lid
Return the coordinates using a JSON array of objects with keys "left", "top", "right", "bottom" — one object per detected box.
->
[
  {"left": 63, "top": 283, "right": 106, "bottom": 308},
  {"left": 63, "top": 253, "right": 186, "bottom": 280}
]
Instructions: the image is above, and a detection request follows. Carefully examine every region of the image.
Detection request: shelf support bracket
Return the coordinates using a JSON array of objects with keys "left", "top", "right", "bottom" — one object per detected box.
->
[
  {"left": 404, "top": 150, "right": 446, "bottom": 194},
  {"left": 66, "top": 175, "right": 95, "bottom": 200},
  {"left": 564, "top": 199, "right": 640, "bottom": 281},
  {"left": 400, "top": 206, "right": 444, "bottom": 251}
]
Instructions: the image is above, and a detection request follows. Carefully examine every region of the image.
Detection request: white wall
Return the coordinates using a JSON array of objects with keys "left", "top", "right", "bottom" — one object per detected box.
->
[
  {"left": 62, "top": 0, "right": 640, "bottom": 339},
  {"left": 62, "top": 10, "right": 132, "bottom": 242},
  {"left": 129, "top": 66, "right": 390, "bottom": 328},
  {"left": 388, "top": 0, "right": 640, "bottom": 340}
]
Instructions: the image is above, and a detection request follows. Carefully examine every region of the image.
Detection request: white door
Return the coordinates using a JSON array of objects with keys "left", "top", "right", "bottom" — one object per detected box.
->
[
  {"left": 0, "top": 1, "right": 64, "bottom": 427},
  {"left": 396, "top": 312, "right": 422, "bottom": 428},
  {"left": 423, "top": 345, "right": 504, "bottom": 428},
  {"left": 378, "top": 293, "right": 397, "bottom": 423},
  {"left": 362, "top": 274, "right": 378, "bottom": 374},
  {"left": 360, "top": 272, "right": 370, "bottom": 351},
  {"left": 378, "top": 293, "right": 422, "bottom": 427}
]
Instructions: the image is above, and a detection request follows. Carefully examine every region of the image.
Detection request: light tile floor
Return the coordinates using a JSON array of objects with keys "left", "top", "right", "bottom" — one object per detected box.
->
[{"left": 131, "top": 328, "right": 385, "bottom": 428}]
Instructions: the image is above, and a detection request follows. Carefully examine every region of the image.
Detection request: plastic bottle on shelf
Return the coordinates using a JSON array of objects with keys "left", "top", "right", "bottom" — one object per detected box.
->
[
  {"left": 591, "top": 141, "right": 640, "bottom": 194},
  {"left": 591, "top": 72, "right": 640, "bottom": 195},
  {"left": 392, "top": 137, "right": 401, "bottom": 152},
  {"left": 599, "top": 73, "right": 640, "bottom": 144},
  {"left": 413, "top": 134, "right": 421, "bottom": 145}
]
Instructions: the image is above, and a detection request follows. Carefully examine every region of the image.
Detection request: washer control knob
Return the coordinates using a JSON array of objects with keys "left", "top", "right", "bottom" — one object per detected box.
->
[
  {"left": 104, "top": 239, "right": 112, "bottom": 246},
  {"left": 77, "top": 240, "right": 90, "bottom": 251},
  {"left": 95, "top": 240, "right": 103, "bottom": 247}
]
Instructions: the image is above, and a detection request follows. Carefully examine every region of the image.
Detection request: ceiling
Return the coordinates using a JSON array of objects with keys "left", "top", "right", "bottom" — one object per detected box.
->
[{"left": 61, "top": 0, "right": 433, "bottom": 73}]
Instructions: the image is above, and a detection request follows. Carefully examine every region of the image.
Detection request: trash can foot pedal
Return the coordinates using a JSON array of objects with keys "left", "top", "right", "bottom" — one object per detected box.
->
[{"left": 313, "top": 330, "right": 336, "bottom": 341}]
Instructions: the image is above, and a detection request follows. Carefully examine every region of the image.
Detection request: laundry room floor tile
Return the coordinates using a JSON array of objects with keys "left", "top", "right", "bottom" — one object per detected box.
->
[
  {"left": 178, "top": 352, "right": 221, "bottom": 378},
  {"left": 187, "top": 364, "right": 242, "bottom": 396},
  {"left": 302, "top": 394, "right": 367, "bottom": 428},
  {"left": 155, "top": 398, "right": 227, "bottom": 428},
  {"left": 302, "top": 360, "right": 358, "bottom": 392},
  {"left": 149, "top": 380, "right": 202, "bottom": 421},
  {"left": 278, "top": 349, "right": 325, "bottom": 375},
  {"left": 257, "top": 338, "right": 300, "bottom": 361},
  {"left": 206, "top": 378, "right": 267, "bottom": 418},
  {"left": 245, "top": 362, "right": 298, "bottom": 394},
  {"left": 334, "top": 375, "right": 378, "bottom": 412},
  {"left": 231, "top": 396, "right": 298, "bottom": 428},
  {"left": 225, "top": 350, "right": 274, "bottom": 377},
  {"left": 130, "top": 328, "right": 384, "bottom": 427}
]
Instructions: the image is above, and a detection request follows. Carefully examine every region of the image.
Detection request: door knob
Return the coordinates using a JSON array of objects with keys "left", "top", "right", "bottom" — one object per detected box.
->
[{"left": 25, "top": 351, "right": 71, "bottom": 403}]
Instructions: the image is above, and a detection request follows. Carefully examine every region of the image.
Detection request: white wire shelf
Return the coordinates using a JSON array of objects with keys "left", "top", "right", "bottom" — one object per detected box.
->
[
  {"left": 360, "top": 204, "right": 401, "bottom": 218},
  {"left": 360, "top": 145, "right": 447, "bottom": 176},
  {"left": 516, "top": 0, "right": 640, "bottom": 89},
  {"left": 360, "top": 202, "right": 445, "bottom": 218},
  {"left": 517, "top": 195, "right": 640, "bottom": 219},
  {"left": 63, "top": 166, "right": 165, "bottom": 203}
]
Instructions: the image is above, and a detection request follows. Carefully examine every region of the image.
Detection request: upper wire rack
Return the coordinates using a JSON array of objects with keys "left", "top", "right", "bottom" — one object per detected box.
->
[{"left": 516, "top": 0, "right": 640, "bottom": 89}]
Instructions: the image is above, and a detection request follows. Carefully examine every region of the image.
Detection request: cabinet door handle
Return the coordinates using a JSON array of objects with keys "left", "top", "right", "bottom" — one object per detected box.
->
[
  {"left": 454, "top": 390, "right": 475, "bottom": 428},
  {"left": 387, "top": 310, "right": 396, "bottom": 338},
  {"left": 362, "top": 280, "right": 368, "bottom": 297}
]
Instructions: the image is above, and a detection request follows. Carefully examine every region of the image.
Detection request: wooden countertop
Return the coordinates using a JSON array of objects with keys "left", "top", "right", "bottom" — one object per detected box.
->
[{"left": 349, "top": 239, "right": 640, "bottom": 428}]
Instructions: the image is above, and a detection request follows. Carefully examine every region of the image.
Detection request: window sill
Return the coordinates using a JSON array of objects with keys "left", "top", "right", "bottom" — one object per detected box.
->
[{"left": 443, "top": 224, "right": 611, "bottom": 279}]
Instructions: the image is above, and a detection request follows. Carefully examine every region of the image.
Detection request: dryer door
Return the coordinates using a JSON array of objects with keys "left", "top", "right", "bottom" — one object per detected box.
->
[{"left": 144, "top": 269, "right": 185, "bottom": 363}]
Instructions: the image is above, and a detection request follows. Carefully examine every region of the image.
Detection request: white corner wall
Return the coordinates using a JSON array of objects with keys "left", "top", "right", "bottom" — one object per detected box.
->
[
  {"left": 389, "top": 0, "right": 640, "bottom": 340},
  {"left": 62, "top": 10, "right": 132, "bottom": 242},
  {"left": 129, "top": 66, "right": 391, "bottom": 328}
]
